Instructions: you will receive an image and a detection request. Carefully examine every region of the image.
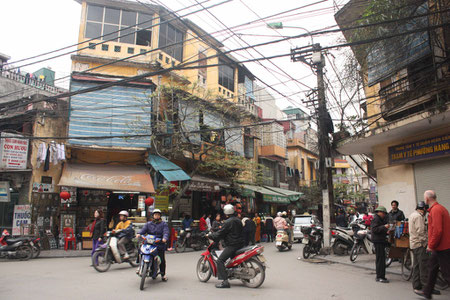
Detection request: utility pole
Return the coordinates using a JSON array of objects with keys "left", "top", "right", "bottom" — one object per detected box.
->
[{"left": 292, "top": 43, "right": 335, "bottom": 250}]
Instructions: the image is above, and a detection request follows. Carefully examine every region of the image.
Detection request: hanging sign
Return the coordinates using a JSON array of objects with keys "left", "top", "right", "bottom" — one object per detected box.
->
[
  {"left": 12, "top": 205, "right": 31, "bottom": 235},
  {"left": 0, "top": 133, "right": 29, "bottom": 170}
]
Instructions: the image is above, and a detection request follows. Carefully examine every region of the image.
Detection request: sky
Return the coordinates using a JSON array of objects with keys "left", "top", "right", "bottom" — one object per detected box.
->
[{"left": 1, "top": 0, "right": 355, "bottom": 120}]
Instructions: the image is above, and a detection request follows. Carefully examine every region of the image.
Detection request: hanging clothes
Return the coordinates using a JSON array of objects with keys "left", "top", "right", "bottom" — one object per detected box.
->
[
  {"left": 49, "top": 142, "right": 58, "bottom": 165},
  {"left": 36, "top": 142, "right": 47, "bottom": 168},
  {"left": 44, "top": 146, "right": 50, "bottom": 171},
  {"left": 57, "top": 144, "right": 66, "bottom": 162}
]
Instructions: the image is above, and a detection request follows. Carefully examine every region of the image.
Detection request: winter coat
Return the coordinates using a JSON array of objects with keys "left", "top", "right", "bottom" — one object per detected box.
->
[
  {"left": 139, "top": 220, "right": 170, "bottom": 250},
  {"left": 209, "top": 215, "right": 244, "bottom": 247},
  {"left": 428, "top": 202, "right": 450, "bottom": 251},
  {"left": 371, "top": 214, "right": 389, "bottom": 243},
  {"left": 92, "top": 219, "right": 106, "bottom": 240}
]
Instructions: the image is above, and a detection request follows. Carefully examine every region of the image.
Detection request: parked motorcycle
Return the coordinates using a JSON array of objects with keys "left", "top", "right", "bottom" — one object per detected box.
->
[
  {"left": 0, "top": 229, "right": 33, "bottom": 260},
  {"left": 91, "top": 230, "right": 139, "bottom": 272},
  {"left": 137, "top": 234, "right": 162, "bottom": 291},
  {"left": 175, "top": 228, "right": 208, "bottom": 253},
  {"left": 350, "top": 224, "right": 374, "bottom": 262},
  {"left": 331, "top": 226, "right": 354, "bottom": 255},
  {"left": 0, "top": 230, "right": 41, "bottom": 259},
  {"left": 275, "top": 229, "right": 292, "bottom": 251},
  {"left": 196, "top": 241, "right": 266, "bottom": 288},
  {"left": 301, "top": 226, "right": 323, "bottom": 259}
]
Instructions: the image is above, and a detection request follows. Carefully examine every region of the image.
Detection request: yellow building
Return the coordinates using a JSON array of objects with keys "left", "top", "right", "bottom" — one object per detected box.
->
[{"left": 286, "top": 138, "right": 318, "bottom": 187}]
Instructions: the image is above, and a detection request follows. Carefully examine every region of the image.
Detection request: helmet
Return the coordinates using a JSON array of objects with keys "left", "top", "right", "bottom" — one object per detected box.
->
[
  {"left": 277, "top": 212, "right": 282, "bottom": 217},
  {"left": 152, "top": 209, "right": 162, "bottom": 215},
  {"left": 119, "top": 210, "right": 129, "bottom": 217},
  {"left": 223, "top": 204, "right": 235, "bottom": 215},
  {"left": 374, "top": 206, "right": 387, "bottom": 213},
  {"left": 416, "top": 201, "right": 428, "bottom": 210},
  {"left": 282, "top": 211, "right": 287, "bottom": 216}
]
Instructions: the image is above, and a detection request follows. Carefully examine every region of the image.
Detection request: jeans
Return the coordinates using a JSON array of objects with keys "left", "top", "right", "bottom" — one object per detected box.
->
[
  {"left": 374, "top": 242, "right": 386, "bottom": 279},
  {"left": 412, "top": 247, "right": 428, "bottom": 290},
  {"left": 91, "top": 239, "right": 102, "bottom": 256},
  {"left": 217, "top": 245, "right": 242, "bottom": 281},
  {"left": 423, "top": 248, "right": 450, "bottom": 297},
  {"left": 117, "top": 237, "right": 130, "bottom": 256}
]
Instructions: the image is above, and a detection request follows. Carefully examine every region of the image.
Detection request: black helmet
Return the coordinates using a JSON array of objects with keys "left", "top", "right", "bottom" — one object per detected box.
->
[{"left": 416, "top": 201, "right": 428, "bottom": 210}]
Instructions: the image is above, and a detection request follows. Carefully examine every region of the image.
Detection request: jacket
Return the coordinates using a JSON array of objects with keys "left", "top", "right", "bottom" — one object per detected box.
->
[
  {"left": 428, "top": 202, "right": 450, "bottom": 251},
  {"left": 211, "top": 220, "right": 222, "bottom": 232},
  {"left": 336, "top": 214, "right": 348, "bottom": 227},
  {"left": 199, "top": 217, "right": 207, "bottom": 231},
  {"left": 209, "top": 215, "right": 244, "bottom": 247},
  {"left": 371, "top": 214, "right": 389, "bottom": 243},
  {"left": 92, "top": 219, "right": 106, "bottom": 240},
  {"left": 408, "top": 210, "right": 427, "bottom": 250},
  {"left": 274, "top": 217, "right": 287, "bottom": 230},
  {"left": 265, "top": 217, "right": 274, "bottom": 231},
  {"left": 139, "top": 220, "right": 170, "bottom": 250},
  {"left": 115, "top": 220, "right": 134, "bottom": 239},
  {"left": 388, "top": 209, "right": 405, "bottom": 222}
]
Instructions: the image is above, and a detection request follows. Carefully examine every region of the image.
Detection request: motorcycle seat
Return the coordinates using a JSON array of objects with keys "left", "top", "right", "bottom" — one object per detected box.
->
[
  {"left": 235, "top": 245, "right": 257, "bottom": 255},
  {"left": 5, "top": 238, "right": 27, "bottom": 245}
]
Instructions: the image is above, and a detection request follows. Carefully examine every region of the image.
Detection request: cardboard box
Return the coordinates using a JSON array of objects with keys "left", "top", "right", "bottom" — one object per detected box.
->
[{"left": 395, "top": 235, "right": 410, "bottom": 248}]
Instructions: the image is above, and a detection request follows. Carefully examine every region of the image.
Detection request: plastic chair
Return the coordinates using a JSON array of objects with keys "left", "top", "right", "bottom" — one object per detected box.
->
[{"left": 63, "top": 227, "right": 76, "bottom": 251}]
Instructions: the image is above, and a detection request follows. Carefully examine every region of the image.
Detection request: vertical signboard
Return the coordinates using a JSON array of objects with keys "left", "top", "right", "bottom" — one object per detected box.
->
[
  {"left": 12, "top": 205, "right": 31, "bottom": 235},
  {"left": 0, "top": 133, "right": 29, "bottom": 170}
]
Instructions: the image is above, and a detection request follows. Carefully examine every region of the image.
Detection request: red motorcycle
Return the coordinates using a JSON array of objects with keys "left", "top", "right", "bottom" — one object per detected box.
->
[{"left": 196, "top": 241, "right": 266, "bottom": 288}]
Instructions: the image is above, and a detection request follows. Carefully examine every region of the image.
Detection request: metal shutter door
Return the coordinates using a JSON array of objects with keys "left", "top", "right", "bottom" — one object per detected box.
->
[{"left": 414, "top": 156, "right": 450, "bottom": 211}]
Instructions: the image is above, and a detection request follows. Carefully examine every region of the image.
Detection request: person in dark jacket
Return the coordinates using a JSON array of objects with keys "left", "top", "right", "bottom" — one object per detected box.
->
[
  {"left": 265, "top": 215, "right": 274, "bottom": 242},
  {"left": 336, "top": 210, "right": 348, "bottom": 227},
  {"left": 209, "top": 204, "right": 244, "bottom": 289},
  {"left": 137, "top": 209, "right": 169, "bottom": 281},
  {"left": 211, "top": 213, "right": 222, "bottom": 232},
  {"left": 371, "top": 206, "right": 392, "bottom": 283},
  {"left": 242, "top": 215, "right": 256, "bottom": 246},
  {"left": 91, "top": 209, "right": 106, "bottom": 256},
  {"left": 388, "top": 200, "right": 405, "bottom": 222}
]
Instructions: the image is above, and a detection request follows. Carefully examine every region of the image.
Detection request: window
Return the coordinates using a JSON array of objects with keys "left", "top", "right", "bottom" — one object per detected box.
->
[
  {"left": 301, "top": 158, "right": 305, "bottom": 180},
  {"left": 85, "top": 4, "right": 153, "bottom": 46},
  {"left": 114, "top": 46, "right": 121, "bottom": 52},
  {"left": 102, "top": 44, "right": 109, "bottom": 51},
  {"left": 159, "top": 18, "right": 184, "bottom": 61},
  {"left": 218, "top": 60, "right": 235, "bottom": 92},
  {"left": 88, "top": 43, "right": 96, "bottom": 49},
  {"left": 159, "top": 53, "right": 163, "bottom": 60},
  {"left": 127, "top": 47, "right": 134, "bottom": 54},
  {"left": 165, "top": 57, "right": 169, "bottom": 64}
]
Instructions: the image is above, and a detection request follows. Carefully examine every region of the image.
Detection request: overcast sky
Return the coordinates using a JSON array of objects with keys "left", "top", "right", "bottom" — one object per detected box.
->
[{"left": 1, "top": 0, "right": 352, "bottom": 118}]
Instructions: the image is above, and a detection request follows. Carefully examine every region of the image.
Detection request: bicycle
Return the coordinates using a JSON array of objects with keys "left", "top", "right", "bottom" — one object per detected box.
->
[{"left": 401, "top": 248, "right": 413, "bottom": 281}]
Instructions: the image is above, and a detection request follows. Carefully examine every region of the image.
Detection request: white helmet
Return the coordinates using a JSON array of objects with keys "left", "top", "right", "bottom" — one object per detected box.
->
[
  {"left": 119, "top": 210, "right": 129, "bottom": 217},
  {"left": 277, "top": 212, "right": 282, "bottom": 217},
  {"left": 152, "top": 209, "right": 162, "bottom": 215},
  {"left": 223, "top": 204, "right": 235, "bottom": 215},
  {"left": 282, "top": 211, "right": 287, "bottom": 216}
]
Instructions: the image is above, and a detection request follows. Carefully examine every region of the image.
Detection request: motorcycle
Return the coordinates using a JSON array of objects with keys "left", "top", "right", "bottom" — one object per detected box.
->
[
  {"left": 275, "top": 229, "right": 292, "bottom": 251},
  {"left": 301, "top": 226, "right": 323, "bottom": 259},
  {"left": 349, "top": 224, "right": 374, "bottom": 262},
  {"left": 91, "top": 230, "right": 139, "bottom": 272},
  {"left": 0, "top": 229, "right": 33, "bottom": 260},
  {"left": 175, "top": 228, "right": 208, "bottom": 253},
  {"left": 196, "top": 241, "right": 266, "bottom": 288},
  {"left": 137, "top": 234, "right": 162, "bottom": 291},
  {"left": 0, "top": 230, "right": 41, "bottom": 259},
  {"left": 331, "top": 225, "right": 355, "bottom": 255}
]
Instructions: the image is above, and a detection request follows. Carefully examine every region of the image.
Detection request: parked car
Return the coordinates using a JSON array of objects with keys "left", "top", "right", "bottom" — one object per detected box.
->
[{"left": 293, "top": 214, "right": 321, "bottom": 241}]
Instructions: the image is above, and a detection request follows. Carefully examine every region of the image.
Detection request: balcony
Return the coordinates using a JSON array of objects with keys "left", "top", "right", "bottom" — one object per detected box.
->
[
  {"left": 260, "top": 145, "right": 287, "bottom": 159},
  {"left": 287, "top": 138, "right": 305, "bottom": 148}
]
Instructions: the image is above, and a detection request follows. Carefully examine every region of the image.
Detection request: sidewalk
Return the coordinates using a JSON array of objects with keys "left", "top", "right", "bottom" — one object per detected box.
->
[{"left": 38, "top": 249, "right": 92, "bottom": 258}]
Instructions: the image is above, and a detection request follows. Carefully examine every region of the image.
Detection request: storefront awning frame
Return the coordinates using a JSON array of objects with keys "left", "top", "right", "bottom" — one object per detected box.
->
[
  {"left": 263, "top": 186, "right": 303, "bottom": 202},
  {"left": 147, "top": 155, "right": 191, "bottom": 182},
  {"left": 240, "top": 184, "right": 290, "bottom": 204}
]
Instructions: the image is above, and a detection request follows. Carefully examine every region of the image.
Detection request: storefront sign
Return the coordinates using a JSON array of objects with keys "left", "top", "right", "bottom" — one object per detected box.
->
[
  {"left": 0, "top": 181, "right": 10, "bottom": 202},
  {"left": 188, "top": 181, "right": 218, "bottom": 192},
  {"left": 155, "top": 195, "right": 169, "bottom": 213},
  {"left": 138, "top": 195, "right": 146, "bottom": 210},
  {"left": 0, "top": 133, "right": 29, "bottom": 170},
  {"left": 12, "top": 205, "right": 31, "bottom": 235},
  {"left": 389, "top": 134, "right": 450, "bottom": 164}
]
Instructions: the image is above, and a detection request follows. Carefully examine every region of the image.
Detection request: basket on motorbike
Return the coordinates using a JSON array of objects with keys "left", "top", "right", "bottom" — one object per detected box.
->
[{"left": 301, "top": 226, "right": 312, "bottom": 235}]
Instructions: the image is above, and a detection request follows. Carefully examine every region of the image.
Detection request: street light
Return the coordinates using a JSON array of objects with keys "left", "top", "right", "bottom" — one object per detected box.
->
[{"left": 267, "top": 22, "right": 314, "bottom": 46}]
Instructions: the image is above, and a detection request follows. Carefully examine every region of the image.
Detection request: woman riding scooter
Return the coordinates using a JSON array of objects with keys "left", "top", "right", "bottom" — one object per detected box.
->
[{"left": 136, "top": 209, "right": 169, "bottom": 281}]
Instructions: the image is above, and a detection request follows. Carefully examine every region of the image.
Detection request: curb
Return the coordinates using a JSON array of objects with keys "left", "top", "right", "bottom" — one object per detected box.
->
[{"left": 314, "top": 256, "right": 402, "bottom": 276}]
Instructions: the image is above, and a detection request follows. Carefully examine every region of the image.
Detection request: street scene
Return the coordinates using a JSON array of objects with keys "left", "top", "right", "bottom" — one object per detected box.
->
[{"left": 1, "top": 0, "right": 449, "bottom": 299}]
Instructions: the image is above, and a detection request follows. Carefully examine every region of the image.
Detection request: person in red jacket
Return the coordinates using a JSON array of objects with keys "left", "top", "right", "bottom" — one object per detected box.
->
[
  {"left": 199, "top": 213, "right": 208, "bottom": 232},
  {"left": 415, "top": 190, "right": 450, "bottom": 299}
]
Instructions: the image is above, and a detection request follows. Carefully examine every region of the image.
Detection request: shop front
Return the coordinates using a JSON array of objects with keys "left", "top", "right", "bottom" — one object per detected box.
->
[{"left": 240, "top": 184, "right": 290, "bottom": 216}]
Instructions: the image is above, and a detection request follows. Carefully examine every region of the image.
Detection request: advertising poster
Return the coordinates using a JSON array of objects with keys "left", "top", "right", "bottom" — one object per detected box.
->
[
  {"left": 0, "top": 181, "right": 10, "bottom": 202},
  {"left": 12, "top": 205, "right": 31, "bottom": 235},
  {"left": 0, "top": 133, "right": 29, "bottom": 170}
]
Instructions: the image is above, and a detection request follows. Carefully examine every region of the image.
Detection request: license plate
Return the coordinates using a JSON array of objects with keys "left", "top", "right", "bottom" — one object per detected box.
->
[
  {"left": 302, "top": 238, "right": 309, "bottom": 244},
  {"left": 258, "top": 255, "right": 266, "bottom": 263},
  {"left": 276, "top": 241, "right": 282, "bottom": 246},
  {"left": 331, "top": 238, "right": 335, "bottom": 244}
]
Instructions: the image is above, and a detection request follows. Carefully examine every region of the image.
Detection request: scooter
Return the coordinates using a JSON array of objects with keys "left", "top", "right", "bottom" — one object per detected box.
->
[
  {"left": 301, "top": 226, "right": 323, "bottom": 259},
  {"left": 331, "top": 226, "right": 355, "bottom": 255},
  {"left": 175, "top": 228, "right": 209, "bottom": 252},
  {"left": 91, "top": 230, "right": 139, "bottom": 272},
  {"left": 0, "top": 229, "right": 41, "bottom": 258},
  {"left": 137, "top": 234, "right": 162, "bottom": 291},
  {"left": 0, "top": 229, "right": 33, "bottom": 260},
  {"left": 275, "top": 229, "right": 292, "bottom": 251},
  {"left": 349, "top": 225, "right": 374, "bottom": 262},
  {"left": 196, "top": 241, "right": 266, "bottom": 288}
]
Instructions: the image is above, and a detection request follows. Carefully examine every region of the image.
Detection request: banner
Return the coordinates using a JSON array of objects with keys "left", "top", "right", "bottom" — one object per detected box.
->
[
  {"left": 389, "top": 134, "right": 450, "bottom": 164},
  {"left": 0, "top": 133, "right": 29, "bottom": 170},
  {"left": 12, "top": 205, "right": 31, "bottom": 235}
]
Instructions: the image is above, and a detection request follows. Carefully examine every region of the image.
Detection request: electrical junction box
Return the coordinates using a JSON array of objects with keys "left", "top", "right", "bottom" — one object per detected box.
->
[{"left": 312, "top": 52, "right": 322, "bottom": 64}]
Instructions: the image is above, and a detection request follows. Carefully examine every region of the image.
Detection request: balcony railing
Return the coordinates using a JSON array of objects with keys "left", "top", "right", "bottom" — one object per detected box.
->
[{"left": 0, "top": 69, "right": 66, "bottom": 94}]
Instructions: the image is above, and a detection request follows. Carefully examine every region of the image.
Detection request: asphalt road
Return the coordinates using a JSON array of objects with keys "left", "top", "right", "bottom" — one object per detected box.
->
[{"left": 1, "top": 243, "right": 448, "bottom": 300}]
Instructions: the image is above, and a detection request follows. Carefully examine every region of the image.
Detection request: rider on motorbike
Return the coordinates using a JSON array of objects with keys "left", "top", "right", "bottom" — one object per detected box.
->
[
  {"left": 282, "top": 211, "right": 293, "bottom": 242},
  {"left": 114, "top": 210, "right": 134, "bottom": 260},
  {"left": 208, "top": 204, "right": 244, "bottom": 289},
  {"left": 136, "top": 209, "right": 169, "bottom": 281}
]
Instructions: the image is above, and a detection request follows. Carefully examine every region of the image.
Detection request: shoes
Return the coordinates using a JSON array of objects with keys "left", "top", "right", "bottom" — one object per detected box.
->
[
  {"left": 432, "top": 289, "right": 441, "bottom": 295},
  {"left": 215, "top": 280, "right": 230, "bottom": 288},
  {"left": 414, "top": 290, "right": 432, "bottom": 299},
  {"left": 375, "top": 278, "right": 389, "bottom": 283},
  {"left": 161, "top": 275, "right": 168, "bottom": 282}
]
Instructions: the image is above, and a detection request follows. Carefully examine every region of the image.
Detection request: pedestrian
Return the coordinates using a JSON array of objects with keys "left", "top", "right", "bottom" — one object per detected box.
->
[
  {"left": 265, "top": 214, "right": 274, "bottom": 242},
  {"left": 253, "top": 213, "right": 261, "bottom": 243},
  {"left": 211, "top": 213, "right": 222, "bottom": 232},
  {"left": 182, "top": 214, "right": 193, "bottom": 230},
  {"left": 371, "top": 206, "right": 392, "bottom": 283},
  {"left": 205, "top": 213, "right": 212, "bottom": 231},
  {"left": 415, "top": 190, "right": 450, "bottom": 299},
  {"left": 199, "top": 213, "right": 207, "bottom": 232},
  {"left": 242, "top": 215, "right": 256, "bottom": 246},
  {"left": 336, "top": 210, "right": 348, "bottom": 227},
  {"left": 388, "top": 200, "right": 405, "bottom": 222},
  {"left": 409, "top": 201, "right": 439, "bottom": 295},
  {"left": 90, "top": 209, "right": 106, "bottom": 256},
  {"left": 363, "top": 212, "right": 374, "bottom": 228}
]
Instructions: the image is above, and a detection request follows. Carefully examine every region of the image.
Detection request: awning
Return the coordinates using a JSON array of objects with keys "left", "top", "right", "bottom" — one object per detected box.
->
[
  {"left": 264, "top": 186, "right": 303, "bottom": 202},
  {"left": 240, "top": 184, "right": 290, "bottom": 204},
  {"left": 58, "top": 163, "right": 155, "bottom": 193},
  {"left": 147, "top": 155, "right": 191, "bottom": 182},
  {"left": 189, "top": 175, "right": 230, "bottom": 192}
]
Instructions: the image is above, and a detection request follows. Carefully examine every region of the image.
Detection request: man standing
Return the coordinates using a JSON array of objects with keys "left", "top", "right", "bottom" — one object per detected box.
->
[
  {"left": 388, "top": 200, "right": 405, "bottom": 222},
  {"left": 371, "top": 206, "right": 392, "bottom": 283},
  {"left": 416, "top": 190, "right": 450, "bottom": 299}
]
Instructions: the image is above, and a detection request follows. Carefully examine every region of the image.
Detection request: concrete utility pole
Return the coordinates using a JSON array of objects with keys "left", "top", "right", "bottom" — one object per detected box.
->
[{"left": 292, "top": 43, "right": 335, "bottom": 250}]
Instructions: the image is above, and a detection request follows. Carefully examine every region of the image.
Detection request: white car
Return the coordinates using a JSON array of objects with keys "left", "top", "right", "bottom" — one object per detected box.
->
[{"left": 293, "top": 215, "right": 321, "bottom": 241}]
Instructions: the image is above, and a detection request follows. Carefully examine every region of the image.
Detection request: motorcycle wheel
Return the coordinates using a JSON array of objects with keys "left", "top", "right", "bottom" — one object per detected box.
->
[
  {"left": 436, "top": 270, "right": 449, "bottom": 290},
  {"left": 332, "top": 241, "right": 346, "bottom": 256},
  {"left": 129, "top": 249, "right": 139, "bottom": 267},
  {"left": 175, "top": 241, "right": 186, "bottom": 253},
  {"left": 350, "top": 244, "right": 360, "bottom": 262},
  {"left": 196, "top": 257, "right": 212, "bottom": 282},
  {"left": 401, "top": 248, "right": 413, "bottom": 281},
  {"left": 32, "top": 245, "right": 41, "bottom": 259},
  {"left": 92, "top": 251, "right": 111, "bottom": 272},
  {"left": 140, "top": 261, "right": 150, "bottom": 291},
  {"left": 17, "top": 245, "right": 33, "bottom": 261},
  {"left": 241, "top": 258, "right": 265, "bottom": 288},
  {"left": 385, "top": 247, "right": 392, "bottom": 267},
  {"left": 302, "top": 245, "right": 311, "bottom": 259}
]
